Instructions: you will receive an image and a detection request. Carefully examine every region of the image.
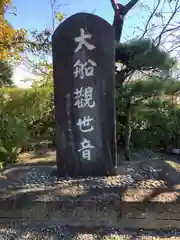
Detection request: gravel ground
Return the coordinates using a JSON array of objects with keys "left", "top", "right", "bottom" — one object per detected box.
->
[
  {"left": 0, "top": 163, "right": 172, "bottom": 203},
  {"left": 0, "top": 154, "right": 179, "bottom": 239},
  {"left": 1, "top": 148, "right": 179, "bottom": 191},
  {"left": 3, "top": 162, "right": 167, "bottom": 190},
  {"left": 0, "top": 227, "right": 180, "bottom": 239}
]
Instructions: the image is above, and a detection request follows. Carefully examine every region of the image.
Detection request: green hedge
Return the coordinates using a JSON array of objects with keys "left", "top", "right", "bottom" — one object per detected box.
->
[
  {"left": 116, "top": 95, "right": 180, "bottom": 150},
  {"left": 0, "top": 83, "right": 180, "bottom": 166},
  {"left": 0, "top": 87, "right": 54, "bottom": 166}
]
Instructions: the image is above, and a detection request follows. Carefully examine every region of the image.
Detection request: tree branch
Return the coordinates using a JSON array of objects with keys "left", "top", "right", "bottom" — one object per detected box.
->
[
  {"left": 110, "top": 0, "right": 139, "bottom": 14},
  {"left": 110, "top": 0, "right": 118, "bottom": 12},
  {"left": 140, "top": 0, "right": 161, "bottom": 40},
  {"left": 49, "top": 0, "right": 57, "bottom": 31},
  {"left": 111, "top": 0, "right": 140, "bottom": 42},
  {"left": 116, "top": 67, "right": 135, "bottom": 87},
  {"left": 124, "top": 0, "right": 139, "bottom": 14},
  {"left": 154, "top": 0, "right": 180, "bottom": 46}
]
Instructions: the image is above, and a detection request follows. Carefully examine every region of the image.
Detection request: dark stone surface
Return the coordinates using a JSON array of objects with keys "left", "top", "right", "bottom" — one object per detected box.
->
[{"left": 52, "top": 13, "right": 116, "bottom": 177}]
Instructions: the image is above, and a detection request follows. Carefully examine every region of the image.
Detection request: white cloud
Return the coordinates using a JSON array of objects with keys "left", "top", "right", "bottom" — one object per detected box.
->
[{"left": 12, "top": 64, "right": 36, "bottom": 88}]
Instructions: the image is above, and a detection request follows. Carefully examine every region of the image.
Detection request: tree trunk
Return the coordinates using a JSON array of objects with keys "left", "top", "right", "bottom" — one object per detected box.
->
[
  {"left": 113, "top": 13, "right": 124, "bottom": 43},
  {"left": 110, "top": 0, "right": 140, "bottom": 42},
  {"left": 124, "top": 101, "right": 132, "bottom": 161}
]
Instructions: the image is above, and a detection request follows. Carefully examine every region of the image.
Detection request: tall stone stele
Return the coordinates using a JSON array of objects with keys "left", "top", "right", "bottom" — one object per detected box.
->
[{"left": 52, "top": 13, "right": 117, "bottom": 177}]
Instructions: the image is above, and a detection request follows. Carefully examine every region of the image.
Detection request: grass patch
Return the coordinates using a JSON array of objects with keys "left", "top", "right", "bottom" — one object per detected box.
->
[{"left": 166, "top": 160, "right": 180, "bottom": 172}]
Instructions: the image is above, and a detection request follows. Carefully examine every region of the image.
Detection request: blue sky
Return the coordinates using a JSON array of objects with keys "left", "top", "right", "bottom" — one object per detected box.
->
[{"left": 7, "top": 0, "right": 143, "bottom": 40}]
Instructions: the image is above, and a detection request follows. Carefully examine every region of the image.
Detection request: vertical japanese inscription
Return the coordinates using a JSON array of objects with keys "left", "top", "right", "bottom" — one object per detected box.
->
[
  {"left": 53, "top": 13, "right": 116, "bottom": 176},
  {"left": 73, "top": 28, "right": 97, "bottom": 161}
]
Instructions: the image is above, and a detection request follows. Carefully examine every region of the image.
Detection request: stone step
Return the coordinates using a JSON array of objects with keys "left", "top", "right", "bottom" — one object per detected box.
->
[{"left": 0, "top": 184, "right": 180, "bottom": 230}]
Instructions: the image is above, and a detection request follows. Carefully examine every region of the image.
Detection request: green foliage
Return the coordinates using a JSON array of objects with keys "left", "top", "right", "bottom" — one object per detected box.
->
[
  {"left": 0, "top": 115, "right": 29, "bottom": 166},
  {"left": 116, "top": 77, "right": 180, "bottom": 150},
  {"left": 0, "top": 77, "right": 179, "bottom": 168},
  {"left": 115, "top": 39, "right": 176, "bottom": 87},
  {"left": 56, "top": 12, "right": 64, "bottom": 22},
  {"left": 1, "top": 77, "right": 180, "bottom": 167},
  {"left": 0, "top": 0, "right": 27, "bottom": 62},
  {"left": 0, "top": 60, "right": 13, "bottom": 87},
  {"left": 116, "top": 39, "right": 175, "bottom": 71},
  {"left": 0, "top": 86, "right": 54, "bottom": 166},
  {"left": 131, "top": 100, "right": 180, "bottom": 149},
  {"left": 27, "top": 29, "right": 52, "bottom": 56},
  {"left": 0, "top": 87, "right": 53, "bottom": 135}
]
